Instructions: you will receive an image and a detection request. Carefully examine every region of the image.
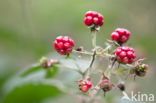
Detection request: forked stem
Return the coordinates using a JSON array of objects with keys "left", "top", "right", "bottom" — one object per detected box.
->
[{"left": 83, "top": 30, "right": 97, "bottom": 79}]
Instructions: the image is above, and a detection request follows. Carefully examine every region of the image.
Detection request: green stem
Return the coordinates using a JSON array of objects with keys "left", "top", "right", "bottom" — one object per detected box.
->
[
  {"left": 73, "top": 50, "right": 93, "bottom": 55},
  {"left": 89, "top": 51, "right": 96, "bottom": 68},
  {"left": 87, "top": 50, "right": 96, "bottom": 77},
  {"left": 91, "top": 31, "right": 97, "bottom": 48}
]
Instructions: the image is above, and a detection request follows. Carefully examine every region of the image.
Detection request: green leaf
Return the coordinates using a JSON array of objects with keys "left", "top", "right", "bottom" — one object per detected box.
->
[
  {"left": 60, "top": 55, "right": 90, "bottom": 73},
  {"left": 45, "top": 65, "right": 58, "bottom": 78},
  {"left": 3, "top": 83, "right": 63, "bottom": 103},
  {"left": 20, "top": 63, "right": 59, "bottom": 79},
  {"left": 2, "top": 71, "right": 66, "bottom": 103},
  {"left": 20, "top": 63, "right": 42, "bottom": 77}
]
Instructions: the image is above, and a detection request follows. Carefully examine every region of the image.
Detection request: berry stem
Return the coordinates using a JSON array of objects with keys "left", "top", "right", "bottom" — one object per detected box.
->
[
  {"left": 73, "top": 50, "right": 114, "bottom": 58},
  {"left": 89, "top": 51, "right": 96, "bottom": 69},
  {"left": 87, "top": 50, "right": 96, "bottom": 76},
  {"left": 73, "top": 50, "right": 93, "bottom": 55},
  {"left": 91, "top": 30, "right": 97, "bottom": 48}
]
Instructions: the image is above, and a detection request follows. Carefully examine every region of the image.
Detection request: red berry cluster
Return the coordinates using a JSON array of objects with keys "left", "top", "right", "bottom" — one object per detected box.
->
[
  {"left": 115, "top": 46, "right": 136, "bottom": 64},
  {"left": 84, "top": 11, "right": 104, "bottom": 27},
  {"left": 78, "top": 79, "right": 92, "bottom": 92},
  {"left": 54, "top": 36, "right": 75, "bottom": 55},
  {"left": 111, "top": 28, "right": 130, "bottom": 44}
]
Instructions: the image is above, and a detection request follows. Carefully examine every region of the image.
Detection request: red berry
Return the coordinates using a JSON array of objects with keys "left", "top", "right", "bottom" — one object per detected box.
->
[
  {"left": 122, "top": 57, "right": 129, "bottom": 64},
  {"left": 85, "top": 11, "right": 92, "bottom": 17},
  {"left": 84, "top": 11, "right": 104, "bottom": 27},
  {"left": 115, "top": 47, "right": 122, "bottom": 55},
  {"left": 115, "top": 46, "right": 136, "bottom": 64},
  {"left": 111, "top": 28, "right": 131, "bottom": 44},
  {"left": 119, "top": 51, "right": 126, "bottom": 58},
  {"left": 128, "top": 58, "right": 134, "bottom": 64},
  {"left": 84, "top": 16, "right": 93, "bottom": 26},
  {"left": 111, "top": 32, "right": 120, "bottom": 40},
  {"left": 125, "top": 31, "right": 130, "bottom": 38},
  {"left": 122, "top": 46, "right": 129, "bottom": 51},
  {"left": 99, "top": 20, "right": 104, "bottom": 26},
  {"left": 91, "top": 11, "right": 98, "bottom": 17},
  {"left": 129, "top": 48, "right": 135, "bottom": 52},
  {"left": 127, "top": 51, "right": 133, "bottom": 58},
  {"left": 93, "top": 17, "right": 99, "bottom": 24},
  {"left": 54, "top": 36, "right": 75, "bottom": 55},
  {"left": 97, "top": 13, "right": 104, "bottom": 21},
  {"left": 120, "top": 35, "right": 128, "bottom": 42},
  {"left": 117, "top": 56, "right": 122, "bottom": 62},
  {"left": 85, "top": 80, "right": 92, "bottom": 88},
  {"left": 115, "top": 28, "right": 124, "bottom": 35}
]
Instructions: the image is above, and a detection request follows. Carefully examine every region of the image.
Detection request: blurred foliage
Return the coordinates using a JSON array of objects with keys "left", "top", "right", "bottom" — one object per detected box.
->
[
  {"left": 0, "top": 0, "right": 156, "bottom": 103},
  {"left": 4, "top": 84, "right": 62, "bottom": 103}
]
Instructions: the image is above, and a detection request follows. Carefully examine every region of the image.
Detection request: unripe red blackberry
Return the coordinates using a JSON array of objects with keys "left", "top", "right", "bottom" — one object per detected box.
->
[
  {"left": 79, "top": 85, "right": 89, "bottom": 92},
  {"left": 111, "top": 28, "right": 130, "bottom": 44},
  {"left": 115, "top": 46, "right": 136, "bottom": 64},
  {"left": 54, "top": 36, "right": 75, "bottom": 55},
  {"left": 78, "top": 78, "right": 93, "bottom": 92},
  {"left": 84, "top": 11, "right": 104, "bottom": 27}
]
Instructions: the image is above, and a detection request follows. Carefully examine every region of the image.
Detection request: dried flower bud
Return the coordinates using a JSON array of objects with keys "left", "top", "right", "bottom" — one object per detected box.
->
[
  {"left": 99, "top": 79, "right": 114, "bottom": 92},
  {"left": 117, "top": 82, "right": 125, "bottom": 91},
  {"left": 78, "top": 78, "right": 93, "bottom": 92},
  {"left": 40, "top": 57, "right": 59, "bottom": 68},
  {"left": 134, "top": 64, "right": 149, "bottom": 77},
  {"left": 76, "top": 46, "right": 83, "bottom": 51}
]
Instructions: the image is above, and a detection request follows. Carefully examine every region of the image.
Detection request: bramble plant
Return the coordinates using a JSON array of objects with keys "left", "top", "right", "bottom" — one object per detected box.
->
[{"left": 21, "top": 11, "right": 149, "bottom": 103}]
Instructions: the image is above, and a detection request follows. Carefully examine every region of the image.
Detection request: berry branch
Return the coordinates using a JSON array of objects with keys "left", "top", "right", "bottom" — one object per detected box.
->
[{"left": 23, "top": 10, "right": 149, "bottom": 103}]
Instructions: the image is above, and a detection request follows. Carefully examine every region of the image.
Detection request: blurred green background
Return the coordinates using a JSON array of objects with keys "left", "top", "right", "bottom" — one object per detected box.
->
[{"left": 0, "top": 0, "right": 156, "bottom": 103}]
